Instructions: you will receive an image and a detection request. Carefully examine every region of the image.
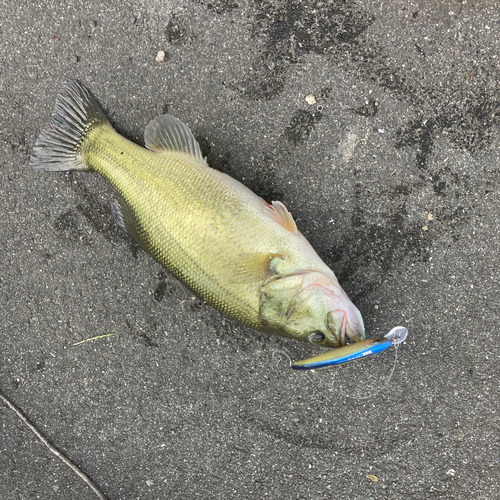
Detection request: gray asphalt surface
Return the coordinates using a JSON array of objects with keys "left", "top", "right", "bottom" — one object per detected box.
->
[{"left": 1, "top": 1, "right": 499, "bottom": 499}]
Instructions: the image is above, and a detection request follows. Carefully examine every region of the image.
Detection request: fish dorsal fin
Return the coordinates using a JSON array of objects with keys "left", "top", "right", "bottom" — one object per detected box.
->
[
  {"left": 268, "top": 201, "right": 297, "bottom": 233},
  {"left": 144, "top": 114, "right": 206, "bottom": 163},
  {"left": 111, "top": 196, "right": 152, "bottom": 254}
]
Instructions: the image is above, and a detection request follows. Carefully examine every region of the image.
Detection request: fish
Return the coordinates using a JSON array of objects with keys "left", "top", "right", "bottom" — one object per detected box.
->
[{"left": 30, "top": 80, "right": 365, "bottom": 349}]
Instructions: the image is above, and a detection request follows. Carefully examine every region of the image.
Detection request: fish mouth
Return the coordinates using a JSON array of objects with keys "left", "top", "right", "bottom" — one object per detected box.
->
[
  {"left": 346, "top": 304, "right": 365, "bottom": 343},
  {"left": 326, "top": 310, "right": 348, "bottom": 346},
  {"left": 326, "top": 308, "right": 365, "bottom": 346}
]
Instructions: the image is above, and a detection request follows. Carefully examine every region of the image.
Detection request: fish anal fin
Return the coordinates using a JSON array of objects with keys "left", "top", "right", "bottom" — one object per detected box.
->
[
  {"left": 268, "top": 201, "right": 297, "bottom": 233},
  {"left": 144, "top": 114, "right": 206, "bottom": 164},
  {"left": 111, "top": 196, "right": 151, "bottom": 254},
  {"left": 226, "top": 253, "right": 282, "bottom": 284}
]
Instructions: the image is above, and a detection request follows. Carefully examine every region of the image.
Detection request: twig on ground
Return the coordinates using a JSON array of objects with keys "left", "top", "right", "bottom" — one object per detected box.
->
[
  {"left": 73, "top": 333, "right": 115, "bottom": 345},
  {"left": 0, "top": 391, "right": 106, "bottom": 500}
]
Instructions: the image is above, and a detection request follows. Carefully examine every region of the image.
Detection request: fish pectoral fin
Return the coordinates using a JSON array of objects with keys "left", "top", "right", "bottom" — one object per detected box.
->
[
  {"left": 144, "top": 114, "right": 206, "bottom": 163},
  {"left": 111, "top": 196, "right": 152, "bottom": 254},
  {"left": 267, "top": 201, "right": 297, "bottom": 233},
  {"left": 224, "top": 252, "right": 282, "bottom": 284}
]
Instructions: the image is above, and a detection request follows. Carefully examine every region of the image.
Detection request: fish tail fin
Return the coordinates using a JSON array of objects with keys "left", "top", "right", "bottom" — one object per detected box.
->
[{"left": 30, "top": 80, "right": 111, "bottom": 172}]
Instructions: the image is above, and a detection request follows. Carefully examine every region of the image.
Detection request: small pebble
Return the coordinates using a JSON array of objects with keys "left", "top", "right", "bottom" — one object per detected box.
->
[
  {"left": 156, "top": 50, "right": 165, "bottom": 62},
  {"left": 305, "top": 94, "right": 316, "bottom": 105}
]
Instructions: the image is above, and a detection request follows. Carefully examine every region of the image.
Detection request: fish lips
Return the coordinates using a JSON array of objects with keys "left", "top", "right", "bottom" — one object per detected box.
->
[{"left": 326, "top": 307, "right": 365, "bottom": 346}]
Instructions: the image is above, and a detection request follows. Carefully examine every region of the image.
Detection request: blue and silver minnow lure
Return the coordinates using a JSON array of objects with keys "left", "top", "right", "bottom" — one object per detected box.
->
[{"left": 291, "top": 326, "right": 408, "bottom": 370}]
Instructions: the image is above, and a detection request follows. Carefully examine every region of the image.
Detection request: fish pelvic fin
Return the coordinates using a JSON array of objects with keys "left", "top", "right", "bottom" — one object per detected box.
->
[
  {"left": 144, "top": 114, "right": 206, "bottom": 163},
  {"left": 111, "top": 195, "right": 153, "bottom": 255},
  {"left": 30, "top": 80, "right": 111, "bottom": 172}
]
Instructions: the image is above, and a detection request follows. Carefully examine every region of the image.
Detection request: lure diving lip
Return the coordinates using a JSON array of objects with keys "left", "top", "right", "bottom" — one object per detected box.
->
[{"left": 291, "top": 326, "right": 408, "bottom": 370}]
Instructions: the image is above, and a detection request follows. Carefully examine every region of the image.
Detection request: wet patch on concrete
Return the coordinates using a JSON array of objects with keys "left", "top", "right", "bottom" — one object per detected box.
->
[
  {"left": 352, "top": 99, "right": 379, "bottom": 117},
  {"left": 125, "top": 317, "right": 159, "bottom": 348},
  {"left": 223, "top": 0, "right": 499, "bottom": 174},
  {"left": 284, "top": 110, "right": 323, "bottom": 146},
  {"left": 54, "top": 210, "right": 80, "bottom": 243},
  {"left": 154, "top": 271, "right": 169, "bottom": 302},
  {"left": 193, "top": 0, "right": 239, "bottom": 14},
  {"left": 237, "top": 0, "right": 373, "bottom": 100},
  {"left": 395, "top": 95, "right": 499, "bottom": 173},
  {"left": 166, "top": 14, "right": 192, "bottom": 45},
  {"left": 328, "top": 182, "right": 431, "bottom": 297}
]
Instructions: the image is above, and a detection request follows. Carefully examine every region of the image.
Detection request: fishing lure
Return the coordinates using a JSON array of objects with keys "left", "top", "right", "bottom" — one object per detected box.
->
[{"left": 292, "top": 326, "right": 408, "bottom": 370}]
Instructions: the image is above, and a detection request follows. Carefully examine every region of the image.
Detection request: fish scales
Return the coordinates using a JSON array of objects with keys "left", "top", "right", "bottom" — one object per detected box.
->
[{"left": 31, "top": 81, "right": 365, "bottom": 348}]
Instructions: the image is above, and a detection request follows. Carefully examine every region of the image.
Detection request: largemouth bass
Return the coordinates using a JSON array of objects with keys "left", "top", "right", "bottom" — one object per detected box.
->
[{"left": 30, "top": 81, "right": 365, "bottom": 348}]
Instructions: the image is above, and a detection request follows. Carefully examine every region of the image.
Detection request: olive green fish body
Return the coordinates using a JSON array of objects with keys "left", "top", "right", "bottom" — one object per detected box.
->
[
  {"left": 31, "top": 81, "right": 365, "bottom": 348},
  {"left": 83, "top": 126, "right": 321, "bottom": 330}
]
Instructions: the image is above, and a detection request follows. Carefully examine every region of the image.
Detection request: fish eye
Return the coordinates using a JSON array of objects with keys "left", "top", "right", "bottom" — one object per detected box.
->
[{"left": 313, "top": 332, "right": 325, "bottom": 342}]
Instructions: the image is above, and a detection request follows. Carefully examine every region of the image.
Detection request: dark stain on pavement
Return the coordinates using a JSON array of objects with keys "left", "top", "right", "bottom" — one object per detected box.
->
[
  {"left": 395, "top": 118, "right": 437, "bottom": 171},
  {"left": 327, "top": 182, "right": 431, "bottom": 296},
  {"left": 54, "top": 210, "right": 79, "bottom": 243},
  {"left": 126, "top": 317, "right": 159, "bottom": 348},
  {"left": 284, "top": 110, "right": 323, "bottom": 146},
  {"left": 237, "top": 0, "right": 373, "bottom": 100},
  {"left": 166, "top": 14, "right": 192, "bottom": 45},
  {"left": 353, "top": 50, "right": 500, "bottom": 173},
  {"left": 154, "top": 271, "right": 168, "bottom": 302},
  {"left": 217, "top": 0, "right": 499, "bottom": 169},
  {"left": 352, "top": 99, "right": 379, "bottom": 117},
  {"left": 193, "top": 0, "right": 239, "bottom": 14}
]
